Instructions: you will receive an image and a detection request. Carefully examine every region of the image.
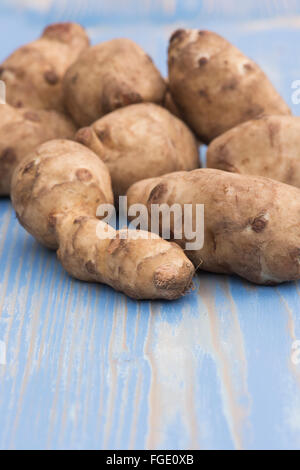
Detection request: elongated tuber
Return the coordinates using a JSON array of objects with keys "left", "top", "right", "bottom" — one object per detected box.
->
[
  {"left": 11, "top": 140, "right": 194, "bottom": 300},
  {"left": 168, "top": 29, "right": 290, "bottom": 143},
  {"left": 127, "top": 169, "right": 300, "bottom": 285},
  {"left": 75, "top": 103, "right": 199, "bottom": 198}
]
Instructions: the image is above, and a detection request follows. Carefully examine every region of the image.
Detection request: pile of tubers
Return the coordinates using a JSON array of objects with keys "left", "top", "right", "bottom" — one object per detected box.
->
[{"left": 1, "top": 23, "right": 300, "bottom": 300}]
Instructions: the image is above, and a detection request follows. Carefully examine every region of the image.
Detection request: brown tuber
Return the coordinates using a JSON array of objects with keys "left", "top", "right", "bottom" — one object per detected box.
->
[
  {"left": 0, "top": 22, "right": 89, "bottom": 112},
  {"left": 206, "top": 115, "right": 300, "bottom": 188},
  {"left": 0, "top": 104, "right": 76, "bottom": 195},
  {"left": 168, "top": 29, "right": 290, "bottom": 143},
  {"left": 127, "top": 169, "right": 300, "bottom": 285},
  {"left": 75, "top": 103, "right": 199, "bottom": 198},
  {"left": 63, "top": 39, "right": 167, "bottom": 126},
  {"left": 11, "top": 140, "right": 194, "bottom": 300}
]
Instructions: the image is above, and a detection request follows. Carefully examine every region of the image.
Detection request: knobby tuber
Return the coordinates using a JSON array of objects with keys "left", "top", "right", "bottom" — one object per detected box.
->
[
  {"left": 63, "top": 39, "right": 166, "bottom": 126},
  {"left": 207, "top": 115, "right": 300, "bottom": 188},
  {"left": 11, "top": 140, "right": 194, "bottom": 300},
  {"left": 0, "top": 104, "right": 76, "bottom": 195},
  {"left": 75, "top": 103, "right": 199, "bottom": 198},
  {"left": 168, "top": 29, "right": 290, "bottom": 143},
  {"left": 127, "top": 169, "right": 300, "bottom": 285},
  {"left": 0, "top": 22, "right": 89, "bottom": 112}
]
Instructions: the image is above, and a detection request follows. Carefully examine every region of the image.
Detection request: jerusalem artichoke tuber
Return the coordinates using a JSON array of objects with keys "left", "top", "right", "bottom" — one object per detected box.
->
[
  {"left": 11, "top": 140, "right": 194, "bottom": 300},
  {"left": 127, "top": 169, "right": 300, "bottom": 285},
  {"left": 75, "top": 103, "right": 199, "bottom": 198},
  {"left": 206, "top": 115, "right": 300, "bottom": 188},
  {"left": 63, "top": 39, "right": 166, "bottom": 126},
  {"left": 0, "top": 22, "right": 89, "bottom": 112},
  {"left": 168, "top": 29, "right": 290, "bottom": 143},
  {"left": 0, "top": 104, "right": 76, "bottom": 195}
]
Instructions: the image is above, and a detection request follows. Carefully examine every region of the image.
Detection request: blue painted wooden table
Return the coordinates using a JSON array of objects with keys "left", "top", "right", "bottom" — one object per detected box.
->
[{"left": 1, "top": 0, "right": 300, "bottom": 450}]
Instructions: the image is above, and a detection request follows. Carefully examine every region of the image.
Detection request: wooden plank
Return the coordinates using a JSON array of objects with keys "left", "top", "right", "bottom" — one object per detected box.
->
[{"left": 1, "top": 1, "right": 300, "bottom": 450}]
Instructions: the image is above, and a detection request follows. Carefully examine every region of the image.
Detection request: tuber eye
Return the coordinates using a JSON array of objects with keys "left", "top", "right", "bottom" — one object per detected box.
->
[
  {"left": 198, "top": 57, "right": 209, "bottom": 67},
  {"left": 22, "top": 161, "right": 35, "bottom": 174},
  {"left": 44, "top": 70, "right": 59, "bottom": 85},
  {"left": 75, "top": 168, "right": 92, "bottom": 182},
  {"left": 169, "top": 29, "right": 186, "bottom": 44},
  {"left": 251, "top": 217, "right": 267, "bottom": 233}
]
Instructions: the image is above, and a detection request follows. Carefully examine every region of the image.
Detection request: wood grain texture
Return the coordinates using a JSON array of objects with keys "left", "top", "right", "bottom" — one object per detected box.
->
[
  {"left": 1, "top": 1, "right": 300, "bottom": 450},
  {"left": 6, "top": 0, "right": 300, "bottom": 22}
]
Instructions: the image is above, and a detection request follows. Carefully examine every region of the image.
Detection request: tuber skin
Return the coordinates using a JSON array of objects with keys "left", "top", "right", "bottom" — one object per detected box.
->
[
  {"left": 0, "top": 22, "right": 89, "bottom": 112},
  {"left": 75, "top": 103, "right": 199, "bottom": 198},
  {"left": 162, "top": 79, "right": 183, "bottom": 120},
  {"left": 127, "top": 169, "right": 300, "bottom": 285},
  {"left": 168, "top": 29, "right": 291, "bottom": 144},
  {"left": 0, "top": 104, "right": 76, "bottom": 196},
  {"left": 11, "top": 140, "right": 194, "bottom": 300},
  {"left": 63, "top": 39, "right": 166, "bottom": 127},
  {"left": 163, "top": 88, "right": 182, "bottom": 119},
  {"left": 207, "top": 115, "right": 300, "bottom": 188}
]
